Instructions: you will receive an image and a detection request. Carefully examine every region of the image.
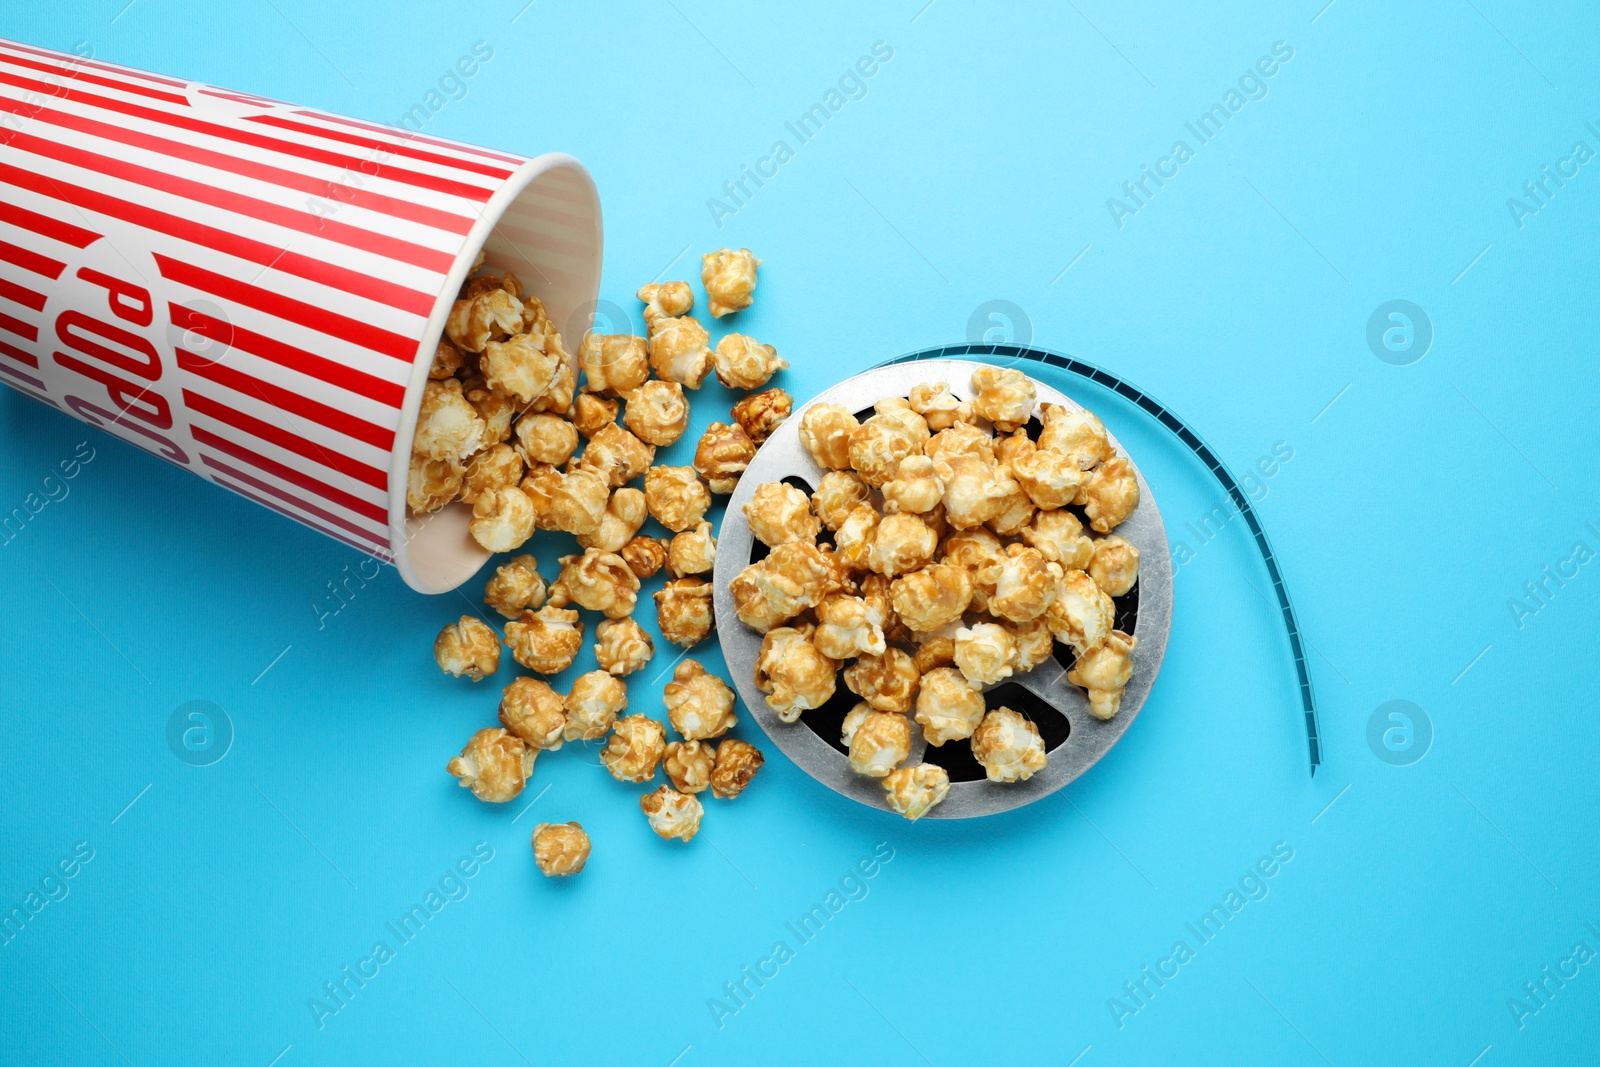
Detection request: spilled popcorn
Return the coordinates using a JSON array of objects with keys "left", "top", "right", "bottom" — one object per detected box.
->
[
  {"left": 425, "top": 245, "right": 1144, "bottom": 850},
  {"left": 425, "top": 248, "right": 772, "bottom": 878}
]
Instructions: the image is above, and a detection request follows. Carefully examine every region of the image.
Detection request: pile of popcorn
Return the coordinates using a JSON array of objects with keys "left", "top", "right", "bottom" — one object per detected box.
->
[
  {"left": 426, "top": 248, "right": 780, "bottom": 877},
  {"left": 730, "top": 368, "right": 1142, "bottom": 820}
]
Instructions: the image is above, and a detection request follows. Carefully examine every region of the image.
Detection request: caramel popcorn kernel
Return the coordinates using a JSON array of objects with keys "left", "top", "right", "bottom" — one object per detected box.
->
[
  {"left": 595, "top": 617, "right": 655, "bottom": 676},
  {"left": 576, "top": 487, "right": 648, "bottom": 554},
  {"left": 663, "top": 740, "right": 716, "bottom": 793},
  {"left": 969, "top": 366, "right": 1036, "bottom": 433},
  {"left": 519, "top": 464, "right": 564, "bottom": 529},
  {"left": 832, "top": 503, "right": 881, "bottom": 573},
  {"left": 578, "top": 332, "right": 651, "bottom": 397},
  {"left": 546, "top": 548, "right": 641, "bottom": 619},
  {"left": 811, "top": 470, "right": 871, "bottom": 531},
  {"left": 1067, "top": 630, "right": 1138, "bottom": 720},
  {"left": 840, "top": 704, "right": 911, "bottom": 778},
  {"left": 637, "top": 281, "right": 694, "bottom": 319},
  {"left": 849, "top": 406, "right": 927, "bottom": 488},
  {"left": 664, "top": 660, "right": 738, "bottom": 740},
  {"left": 914, "top": 667, "right": 987, "bottom": 745},
  {"left": 984, "top": 477, "right": 1037, "bottom": 538},
  {"left": 469, "top": 486, "right": 537, "bottom": 553},
  {"left": 883, "top": 764, "right": 950, "bottom": 820},
  {"left": 461, "top": 443, "right": 525, "bottom": 506},
  {"left": 935, "top": 453, "right": 1017, "bottom": 530},
  {"left": 913, "top": 634, "right": 956, "bottom": 674},
  {"left": 571, "top": 393, "right": 619, "bottom": 438},
  {"left": 989, "top": 544, "right": 1065, "bottom": 623},
  {"left": 485, "top": 555, "right": 547, "bottom": 620},
  {"left": 1007, "top": 617, "right": 1056, "bottom": 673},
  {"left": 447, "top": 288, "right": 522, "bottom": 353},
  {"left": 483, "top": 332, "right": 562, "bottom": 405},
  {"left": 565, "top": 670, "right": 628, "bottom": 741},
  {"left": 812, "top": 593, "right": 888, "bottom": 660},
  {"left": 504, "top": 606, "right": 585, "bottom": 674},
  {"left": 743, "top": 481, "right": 820, "bottom": 547},
  {"left": 1079, "top": 455, "right": 1140, "bottom": 533},
  {"left": 881, "top": 455, "right": 945, "bottom": 514},
  {"left": 514, "top": 412, "right": 579, "bottom": 467},
  {"left": 462, "top": 270, "right": 518, "bottom": 301},
  {"left": 429, "top": 338, "right": 463, "bottom": 380},
  {"left": 621, "top": 535, "right": 669, "bottom": 580},
  {"left": 1038, "top": 402, "right": 1113, "bottom": 470},
  {"left": 731, "top": 387, "right": 792, "bottom": 444},
  {"left": 867, "top": 512, "right": 938, "bottom": 577},
  {"left": 993, "top": 428, "right": 1033, "bottom": 470},
  {"left": 499, "top": 676, "right": 567, "bottom": 750},
  {"left": 532, "top": 822, "right": 590, "bottom": 877},
  {"left": 646, "top": 315, "right": 714, "bottom": 388},
  {"left": 714, "top": 333, "right": 788, "bottom": 390},
  {"left": 858, "top": 566, "right": 898, "bottom": 631},
  {"left": 1012, "top": 442, "right": 1089, "bottom": 513},
  {"left": 434, "top": 616, "right": 501, "bottom": 681},
  {"left": 729, "top": 542, "right": 841, "bottom": 633},
  {"left": 971, "top": 707, "right": 1048, "bottom": 782},
  {"left": 953, "top": 622, "right": 1017, "bottom": 688},
  {"left": 546, "top": 469, "right": 610, "bottom": 537},
  {"left": 602, "top": 714, "right": 667, "bottom": 783},
  {"left": 754, "top": 624, "right": 838, "bottom": 722},
  {"left": 578, "top": 423, "right": 656, "bottom": 488},
  {"left": 527, "top": 357, "right": 577, "bottom": 416},
  {"left": 667, "top": 521, "right": 718, "bottom": 579},
  {"left": 711, "top": 739, "right": 765, "bottom": 799},
  {"left": 843, "top": 648, "right": 921, "bottom": 715},
  {"left": 623, "top": 380, "right": 691, "bottom": 447},
  {"left": 701, "top": 247, "right": 760, "bottom": 318},
  {"left": 925, "top": 421, "right": 996, "bottom": 465},
  {"left": 693, "top": 421, "right": 757, "bottom": 494},
  {"left": 655, "top": 578, "right": 716, "bottom": 648},
  {"left": 799, "top": 403, "right": 860, "bottom": 470},
  {"left": 640, "top": 785, "right": 704, "bottom": 841},
  {"left": 643, "top": 466, "right": 712, "bottom": 532},
  {"left": 1046, "top": 569, "right": 1116, "bottom": 657},
  {"left": 939, "top": 526, "right": 1007, "bottom": 608},
  {"left": 461, "top": 375, "right": 516, "bottom": 446},
  {"left": 414, "top": 378, "right": 486, "bottom": 462},
  {"left": 1089, "top": 536, "right": 1141, "bottom": 597},
  {"left": 889, "top": 564, "right": 973, "bottom": 633},
  {"left": 447, "top": 727, "right": 535, "bottom": 803},
  {"left": 1020, "top": 508, "right": 1094, "bottom": 570},
  {"left": 907, "top": 382, "right": 971, "bottom": 432},
  {"left": 408, "top": 454, "right": 463, "bottom": 514}
]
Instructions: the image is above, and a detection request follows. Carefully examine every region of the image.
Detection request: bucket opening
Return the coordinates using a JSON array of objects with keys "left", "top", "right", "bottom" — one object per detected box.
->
[{"left": 392, "top": 156, "right": 602, "bottom": 595}]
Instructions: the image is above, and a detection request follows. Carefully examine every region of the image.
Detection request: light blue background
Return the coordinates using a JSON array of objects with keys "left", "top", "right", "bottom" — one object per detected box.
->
[{"left": 2, "top": 2, "right": 1598, "bottom": 1064}]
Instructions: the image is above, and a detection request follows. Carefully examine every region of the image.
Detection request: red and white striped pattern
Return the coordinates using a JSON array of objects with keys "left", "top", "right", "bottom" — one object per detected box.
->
[{"left": 0, "top": 38, "right": 598, "bottom": 571}]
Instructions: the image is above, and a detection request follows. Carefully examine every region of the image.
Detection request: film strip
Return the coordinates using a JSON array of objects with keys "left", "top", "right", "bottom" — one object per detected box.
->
[{"left": 882, "top": 342, "right": 1322, "bottom": 776}]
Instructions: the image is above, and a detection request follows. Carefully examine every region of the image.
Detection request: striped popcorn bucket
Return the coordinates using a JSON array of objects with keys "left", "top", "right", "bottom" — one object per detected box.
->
[{"left": 0, "top": 37, "right": 602, "bottom": 593}]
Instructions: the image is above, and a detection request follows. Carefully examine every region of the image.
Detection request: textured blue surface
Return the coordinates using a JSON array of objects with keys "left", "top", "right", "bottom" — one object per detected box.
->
[{"left": 2, "top": 2, "right": 1599, "bottom": 1065}]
